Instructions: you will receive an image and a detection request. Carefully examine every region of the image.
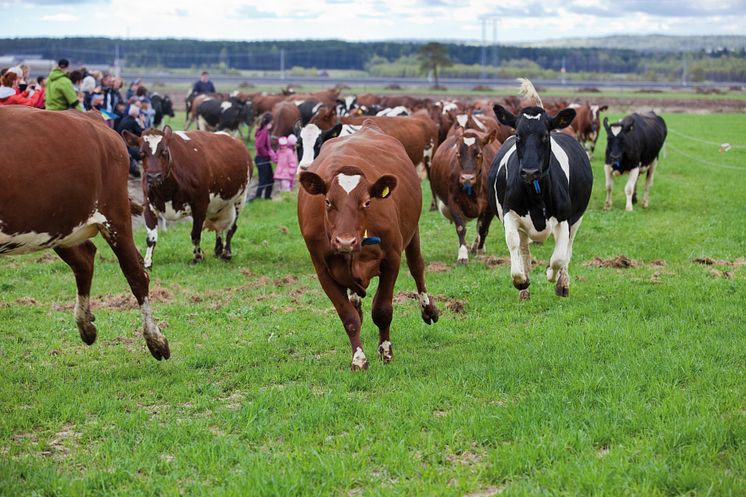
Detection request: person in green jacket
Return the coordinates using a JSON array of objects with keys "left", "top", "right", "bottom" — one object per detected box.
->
[{"left": 44, "top": 59, "right": 82, "bottom": 111}]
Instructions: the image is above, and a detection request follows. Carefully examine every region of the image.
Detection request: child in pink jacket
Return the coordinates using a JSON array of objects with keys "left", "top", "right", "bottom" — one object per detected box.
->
[{"left": 274, "top": 134, "right": 299, "bottom": 193}]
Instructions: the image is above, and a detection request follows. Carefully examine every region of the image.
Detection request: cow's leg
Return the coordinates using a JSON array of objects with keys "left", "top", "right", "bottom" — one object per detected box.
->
[
  {"left": 547, "top": 221, "right": 571, "bottom": 297},
  {"left": 404, "top": 230, "right": 440, "bottom": 324},
  {"left": 143, "top": 206, "right": 158, "bottom": 270},
  {"left": 642, "top": 160, "right": 657, "bottom": 209},
  {"left": 624, "top": 167, "right": 641, "bottom": 212},
  {"left": 372, "top": 257, "right": 400, "bottom": 364},
  {"left": 214, "top": 232, "right": 224, "bottom": 257},
  {"left": 447, "top": 203, "right": 470, "bottom": 264},
  {"left": 54, "top": 242, "right": 98, "bottom": 345},
  {"left": 504, "top": 213, "right": 530, "bottom": 300},
  {"left": 103, "top": 219, "right": 170, "bottom": 360},
  {"left": 221, "top": 202, "right": 242, "bottom": 261},
  {"left": 189, "top": 209, "right": 206, "bottom": 265},
  {"left": 603, "top": 164, "right": 614, "bottom": 210},
  {"left": 348, "top": 289, "right": 363, "bottom": 324},
  {"left": 471, "top": 209, "right": 494, "bottom": 255}
]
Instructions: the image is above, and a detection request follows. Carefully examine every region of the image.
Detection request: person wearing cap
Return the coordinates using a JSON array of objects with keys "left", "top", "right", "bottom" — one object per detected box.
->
[
  {"left": 44, "top": 58, "right": 82, "bottom": 111},
  {"left": 139, "top": 95, "right": 155, "bottom": 129},
  {"left": 126, "top": 79, "right": 143, "bottom": 100}
]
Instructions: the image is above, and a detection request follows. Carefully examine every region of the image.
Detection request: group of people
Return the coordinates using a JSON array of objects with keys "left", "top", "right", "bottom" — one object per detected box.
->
[{"left": 252, "top": 112, "right": 299, "bottom": 201}]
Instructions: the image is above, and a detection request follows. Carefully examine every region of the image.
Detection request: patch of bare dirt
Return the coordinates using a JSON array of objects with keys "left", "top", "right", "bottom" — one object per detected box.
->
[
  {"left": 274, "top": 275, "right": 298, "bottom": 286},
  {"left": 278, "top": 226, "right": 289, "bottom": 234},
  {"left": 482, "top": 256, "right": 511, "bottom": 268},
  {"left": 584, "top": 255, "right": 640, "bottom": 268},
  {"left": 14, "top": 296, "right": 38, "bottom": 306},
  {"left": 427, "top": 262, "right": 451, "bottom": 272},
  {"left": 693, "top": 257, "right": 746, "bottom": 267},
  {"left": 650, "top": 259, "right": 667, "bottom": 267},
  {"left": 52, "top": 285, "right": 173, "bottom": 312},
  {"left": 40, "top": 424, "right": 81, "bottom": 458},
  {"left": 708, "top": 268, "right": 733, "bottom": 279},
  {"left": 35, "top": 253, "right": 58, "bottom": 264},
  {"left": 464, "top": 484, "right": 508, "bottom": 497},
  {"left": 393, "top": 292, "right": 465, "bottom": 314},
  {"left": 446, "top": 444, "right": 485, "bottom": 467}
]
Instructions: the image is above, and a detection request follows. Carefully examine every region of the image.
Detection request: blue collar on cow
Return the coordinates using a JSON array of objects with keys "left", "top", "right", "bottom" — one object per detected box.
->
[
  {"left": 362, "top": 229, "right": 381, "bottom": 246},
  {"left": 462, "top": 183, "right": 475, "bottom": 198},
  {"left": 533, "top": 179, "right": 541, "bottom": 194}
]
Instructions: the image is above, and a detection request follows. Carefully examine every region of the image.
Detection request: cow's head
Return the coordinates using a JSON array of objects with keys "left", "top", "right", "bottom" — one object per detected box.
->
[
  {"left": 493, "top": 104, "right": 575, "bottom": 185},
  {"left": 455, "top": 129, "right": 497, "bottom": 194},
  {"left": 161, "top": 95, "right": 175, "bottom": 118},
  {"left": 298, "top": 123, "right": 343, "bottom": 170},
  {"left": 299, "top": 166, "right": 397, "bottom": 254},
  {"left": 123, "top": 126, "right": 174, "bottom": 188},
  {"left": 603, "top": 117, "right": 633, "bottom": 170}
]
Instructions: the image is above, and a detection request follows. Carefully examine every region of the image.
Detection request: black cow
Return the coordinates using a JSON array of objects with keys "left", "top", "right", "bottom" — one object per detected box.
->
[
  {"left": 150, "top": 94, "right": 174, "bottom": 128},
  {"left": 295, "top": 99, "right": 325, "bottom": 126},
  {"left": 603, "top": 112, "right": 667, "bottom": 211},
  {"left": 196, "top": 96, "right": 252, "bottom": 134},
  {"left": 488, "top": 104, "right": 592, "bottom": 301}
]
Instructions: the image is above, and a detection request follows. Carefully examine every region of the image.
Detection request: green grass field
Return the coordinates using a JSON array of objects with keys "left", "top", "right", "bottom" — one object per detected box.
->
[{"left": 1, "top": 113, "right": 745, "bottom": 496}]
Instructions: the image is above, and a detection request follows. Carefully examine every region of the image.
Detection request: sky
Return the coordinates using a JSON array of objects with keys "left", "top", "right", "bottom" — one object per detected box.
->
[{"left": 0, "top": 0, "right": 745, "bottom": 43}]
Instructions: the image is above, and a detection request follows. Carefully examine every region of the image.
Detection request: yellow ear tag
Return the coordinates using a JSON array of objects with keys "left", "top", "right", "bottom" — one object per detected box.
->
[
  {"left": 380, "top": 186, "right": 390, "bottom": 198},
  {"left": 364, "top": 229, "right": 369, "bottom": 238}
]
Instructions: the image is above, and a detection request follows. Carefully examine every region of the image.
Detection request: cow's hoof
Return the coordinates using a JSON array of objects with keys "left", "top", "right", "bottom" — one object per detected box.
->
[
  {"left": 470, "top": 246, "right": 484, "bottom": 256},
  {"left": 378, "top": 341, "right": 393, "bottom": 363},
  {"left": 219, "top": 252, "right": 232, "bottom": 262},
  {"left": 519, "top": 289, "right": 530, "bottom": 301},
  {"left": 351, "top": 347, "right": 368, "bottom": 371},
  {"left": 555, "top": 286, "right": 569, "bottom": 297},
  {"left": 555, "top": 271, "right": 569, "bottom": 297},
  {"left": 546, "top": 266, "right": 557, "bottom": 282},
  {"left": 421, "top": 304, "right": 439, "bottom": 325},
  {"left": 145, "top": 334, "right": 171, "bottom": 361},
  {"left": 429, "top": 203, "right": 438, "bottom": 212},
  {"left": 642, "top": 201, "right": 649, "bottom": 209},
  {"left": 77, "top": 321, "right": 98, "bottom": 345},
  {"left": 457, "top": 257, "right": 468, "bottom": 265},
  {"left": 604, "top": 202, "right": 611, "bottom": 211},
  {"left": 190, "top": 257, "right": 203, "bottom": 265},
  {"left": 625, "top": 206, "right": 634, "bottom": 212}
]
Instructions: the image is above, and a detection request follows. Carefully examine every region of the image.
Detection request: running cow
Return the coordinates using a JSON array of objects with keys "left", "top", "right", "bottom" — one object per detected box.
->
[
  {"left": 603, "top": 112, "right": 667, "bottom": 211},
  {"left": 0, "top": 106, "right": 170, "bottom": 360},
  {"left": 123, "top": 126, "right": 252, "bottom": 269},
  {"left": 430, "top": 128, "right": 500, "bottom": 263},
  {"left": 297, "top": 122, "right": 439, "bottom": 371},
  {"left": 488, "top": 80, "right": 593, "bottom": 300}
]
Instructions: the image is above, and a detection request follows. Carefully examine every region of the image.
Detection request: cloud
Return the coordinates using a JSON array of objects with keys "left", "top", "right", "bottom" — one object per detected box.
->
[
  {"left": 41, "top": 13, "right": 79, "bottom": 21},
  {"left": 235, "top": 5, "right": 277, "bottom": 19}
]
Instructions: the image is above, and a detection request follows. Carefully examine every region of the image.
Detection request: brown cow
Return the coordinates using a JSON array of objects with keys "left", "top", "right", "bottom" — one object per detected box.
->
[
  {"left": 123, "top": 126, "right": 252, "bottom": 269},
  {"left": 271, "top": 100, "right": 303, "bottom": 139},
  {"left": 297, "top": 123, "right": 439, "bottom": 370},
  {"left": 0, "top": 107, "right": 170, "bottom": 360},
  {"left": 568, "top": 103, "right": 608, "bottom": 158},
  {"left": 430, "top": 128, "right": 500, "bottom": 264}
]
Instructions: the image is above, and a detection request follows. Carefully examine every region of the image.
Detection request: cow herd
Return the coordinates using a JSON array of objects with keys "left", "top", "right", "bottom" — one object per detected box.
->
[{"left": 0, "top": 79, "right": 668, "bottom": 370}]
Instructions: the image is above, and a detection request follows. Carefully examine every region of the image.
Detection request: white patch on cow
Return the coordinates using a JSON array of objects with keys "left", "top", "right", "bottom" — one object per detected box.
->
[
  {"left": 610, "top": 126, "right": 622, "bottom": 136},
  {"left": 299, "top": 124, "right": 322, "bottom": 168},
  {"left": 456, "top": 114, "right": 468, "bottom": 127},
  {"left": 143, "top": 135, "right": 163, "bottom": 155},
  {"left": 568, "top": 103, "right": 581, "bottom": 109},
  {"left": 174, "top": 131, "right": 191, "bottom": 141},
  {"left": 463, "top": 136, "right": 476, "bottom": 146},
  {"left": 220, "top": 101, "right": 232, "bottom": 112},
  {"left": 203, "top": 189, "right": 246, "bottom": 233},
  {"left": 215, "top": 131, "right": 232, "bottom": 136},
  {"left": 312, "top": 102, "right": 323, "bottom": 114},
  {"left": 458, "top": 244, "right": 468, "bottom": 262},
  {"left": 591, "top": 105, "right": 600, "bottom": 120},
  {"left": 293, "top": 100, "right": 305, "bottom": 107},
  {"left": 377, "top": 106, "right": 409, "bottom": 117},
  {"left": 498, "top": 142, "right": 518, "bottom": 182},
  {"left": 144, "top": 225, "right": 157, "bottom": 268},
  {"left": 473, "top": 116, "right": 488, "bottom": 131},
  {"left": 437, "top": 199, "right": 453, "bottom": 221},
  {"left": 74, "top": 295, "right": 90, "bottom": 324},
  {"left": 522, "top": 113, "right": 541, "bottom": 120},
  {"left": 347, "top": 289, "right": 361, "bottom": 307},
  {"left": 550, "top": 137, "right": 570, "bottom": 183},
  {"left": 442, "top": 102, "right": 458, "bottom": 114},
  {"left": 379, "top": 340, "right": 392, "bottom": 357},
  {"left": 337, "top": 174, "right": 361, "bottom": 194},
  {"left": 156, "top": 201, "right": 191, "bottom": 221},
  {"left": 0, "top": 210, "right": 107, "bottom": 255},
  {"left": 352, "top": 347, "right": 367, "bottom": 369},
  {"left": 345, "top": 96, "right": 355, "bottom": 109},
  {"left": 509, "top": 211, "right": 557, "bottom": 242},
  {"left": 418, "top": 292, "right": 431, "bottom": 308}
]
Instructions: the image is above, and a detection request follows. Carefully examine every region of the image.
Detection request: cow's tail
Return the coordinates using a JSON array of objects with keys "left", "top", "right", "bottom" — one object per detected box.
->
[
  {"left": 517, "top": 78, "right": 543, "bottom": 108},
  {"left": 129, "top": 197, "right": 144, "bottom": 216}
]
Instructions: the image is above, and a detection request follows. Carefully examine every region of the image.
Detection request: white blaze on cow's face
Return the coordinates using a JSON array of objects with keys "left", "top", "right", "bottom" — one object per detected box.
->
[
  {"left": 299, "top": 124, "right": 323, "bottom": 169},
  {"left": 337, "top": 174, "right": 361, "bottom": 194},
  {"left": 143, "top": 135, "right": 163, "bottom": 155},
  {"left": 220, "top": 101, "right": 232, "bottom": 111},
  {"left": 456, "top": 114, "right": 468, "bottom": 127}
]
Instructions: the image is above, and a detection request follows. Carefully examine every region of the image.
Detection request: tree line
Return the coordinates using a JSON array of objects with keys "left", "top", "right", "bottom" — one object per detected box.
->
[{"left": 2, "top": 37, "right": 744, "bottom": 82}]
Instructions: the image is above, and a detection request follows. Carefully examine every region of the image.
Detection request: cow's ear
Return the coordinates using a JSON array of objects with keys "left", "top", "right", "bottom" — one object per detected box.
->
[
  {"left": 603, "top": 117, "right": 610, "bottom": 132},
  {"left": 369, "top": 175, "right": 397, "bottom": 199},
  {"left": 121, "top": 130, "right": 141, "bottom": 147},
  {"left": 550, "top": 108, "right": 576, "bottom": 130},
  {"left": 624, "top": 121, "right": 635, "bottom": 133},
  {"left": 321, "top": 124, "right": 343, "bottom": 143},
  {"left": 493, "top": 104, "right": 516, "bottom": 129},
  {"left": 481, "top": 129, "right": 498, "bottom": 147},
  {"left": 299, "top": 171, "right": 328, "bottom": 196},
  {"left": 162, "top": 125, "right": 173, "bottom": 142},
  {"left": 599, "top": 105, "right": 609, "bottom": 112}
]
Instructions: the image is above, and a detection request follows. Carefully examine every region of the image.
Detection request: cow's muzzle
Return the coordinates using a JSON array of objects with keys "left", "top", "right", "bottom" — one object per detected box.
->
[
  {"left": 146, "top": 172, "right": 163, "bottom": 186},
  {"left": 332, "top": 235, "right": 361, "bottom": 254},
  {"left": 520, "top": 168, "right": 541, "bottom": 183}
]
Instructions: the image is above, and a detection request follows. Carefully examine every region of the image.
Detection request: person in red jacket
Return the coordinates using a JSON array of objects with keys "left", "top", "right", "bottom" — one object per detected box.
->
[
  {"left": 0, "top": 72, "right": 43, "bottom": 107},
  {"left": 252, "top": 112, "right": 278, "bottom": 201}
]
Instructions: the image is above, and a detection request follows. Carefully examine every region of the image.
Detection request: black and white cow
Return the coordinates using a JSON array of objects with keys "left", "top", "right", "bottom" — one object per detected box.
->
[
  {"left": 150, "top": 94, "right": 175, "bottom": 129},
  {"left": 488, "top": 104, "right": 593, "bottom": 300},
  {"left": 603, "top": 112, "right": 667, "bottom": 211},
  {"left": 297, "top": 123, "right": 359, "bottom": 170},
  {"left": 196, "top": 96, "right": 252, "bottom": 135},
  {"left": 335, "top": 95, "right": 358, "bottom": 116},
  {"left": 294, "top": 100, "right": 325, "bottom": 126}
]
